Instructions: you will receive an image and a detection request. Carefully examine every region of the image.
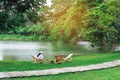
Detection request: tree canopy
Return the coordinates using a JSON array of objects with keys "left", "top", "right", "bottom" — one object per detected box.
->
[
  {"left": 0, "top": 0, "right": 46, "bottom": 33},
  {"left": 83, "top": 0, "right": 120, "bottom": 51},
  {"left": 49, "top": 0, "right": 103, "bottom": 43},
  {"left": 48, "top": 0, "right": 120, "bottom": 51}
]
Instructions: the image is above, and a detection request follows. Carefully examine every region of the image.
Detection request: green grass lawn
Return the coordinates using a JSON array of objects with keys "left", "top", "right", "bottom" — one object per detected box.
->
[
  {"left": 2, "top": 66, "right": 120, "bottom": 80},
  {"left": 0, "top": 51, "right": 120, "bottom": 72}
]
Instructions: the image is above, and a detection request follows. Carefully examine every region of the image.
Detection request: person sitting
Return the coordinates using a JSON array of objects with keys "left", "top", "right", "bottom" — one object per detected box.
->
[
  {"left": 37, "top": 51, "right": 44, "bottom": 63},
  {"left": 31, "top": 51, "right": 44, "bottom": 63}
]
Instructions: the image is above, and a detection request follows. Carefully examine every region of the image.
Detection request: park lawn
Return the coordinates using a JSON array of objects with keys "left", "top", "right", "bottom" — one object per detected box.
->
[
  {"left": 2, "top": 66, "right": 120, "bottom": 80},
  {"left": 0, "top": 51, "right": 120, "bottom": 72}
]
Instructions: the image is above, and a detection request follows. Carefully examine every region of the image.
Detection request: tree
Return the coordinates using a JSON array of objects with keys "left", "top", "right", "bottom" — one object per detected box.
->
[
  {"left": 82, "top": 0, "right": 120, "bottom": 51},
  {"left": 49, "top": 0, "right": 102, "bottom": 43},
  {"left": 50, "top": 0, "right": 73, "bottom": 22},
  {"left": 0, "top": 0, "right": 46, "bottom": 33},
  {"left": 1, "top": 0, "right": 45, "bottom": 13},
  {"left": 0, "top": 11, "right": 26, "bottom": 33}
]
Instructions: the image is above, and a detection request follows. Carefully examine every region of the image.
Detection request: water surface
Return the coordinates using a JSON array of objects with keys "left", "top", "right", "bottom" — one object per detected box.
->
[{"left": 0, "top": 41, "right": 99, "bottom": 61}]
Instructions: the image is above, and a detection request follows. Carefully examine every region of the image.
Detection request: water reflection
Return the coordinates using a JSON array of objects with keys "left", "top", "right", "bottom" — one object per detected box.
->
[
  {"left": 0, "top": 41, "right": 99, "bottom": 61},
  {"left": 0, "top": 50, "right": 3, "bottom": 60},
  {"left": 0, "top": 43, "right": 3, "bottom": 60}
]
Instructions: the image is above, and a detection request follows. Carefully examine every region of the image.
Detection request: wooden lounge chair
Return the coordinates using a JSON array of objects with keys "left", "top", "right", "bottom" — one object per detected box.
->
[
  {"left": 63, "top": 53, "right": 73, "bottom": 62},
  {"left": 54, "top": 53, "right": 73, "bottom": 63}
]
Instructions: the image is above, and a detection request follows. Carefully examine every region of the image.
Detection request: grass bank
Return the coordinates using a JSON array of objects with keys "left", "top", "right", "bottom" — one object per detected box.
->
[
  {"left": 0, "top": 34, "right": 46, "bottom": 41},
  {"left": 0, "top": 51, "right": 120, "bottom": 72}
]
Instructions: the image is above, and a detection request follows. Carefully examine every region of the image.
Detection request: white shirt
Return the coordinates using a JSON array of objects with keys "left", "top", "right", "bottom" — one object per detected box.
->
[{"left": 38, "top": 54, "right": 44, "bottom": 60}]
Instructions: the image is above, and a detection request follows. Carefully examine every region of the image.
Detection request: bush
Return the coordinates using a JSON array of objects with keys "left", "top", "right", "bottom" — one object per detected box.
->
[{"left": 17, "top": 23, "right": 50, "bottom": 40}]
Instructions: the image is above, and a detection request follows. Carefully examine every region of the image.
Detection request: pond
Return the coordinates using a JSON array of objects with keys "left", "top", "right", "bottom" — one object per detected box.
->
[{"left": 0, "top": 41, "right": 118, "bottom": 61}]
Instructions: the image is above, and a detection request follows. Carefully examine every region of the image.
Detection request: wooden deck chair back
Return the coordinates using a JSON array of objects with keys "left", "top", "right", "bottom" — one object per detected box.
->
[
  {"left": 31, "top": 55, "right": 39, "bottom": 63},
  {"left": 63, "top": 53, "right": 73, "bottom": 61}
]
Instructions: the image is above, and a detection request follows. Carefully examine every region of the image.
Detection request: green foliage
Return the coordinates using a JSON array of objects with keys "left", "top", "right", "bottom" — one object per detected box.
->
[
  {"left": 0, "top": 34, "right": 32, "bottom": 41},
  {"left": 17, "top": 23, "right": 50, "bottom": 40},
  {"left": 27, "top": 24, "right": 49, "bottom": 40},
  {"left": 46, "top": 0, "right": 118, "bottom": 51},
  {"left": 1, "top": 0, "right": 46, "bottom": 13},
  {"left": 49, "top": 0, "right": 88, "bottom": 43},
  {"left": 0, "top": 11, "right": 26, "bottom": 33},
  {"left": 82, "top": 0, "right": 120, "bottom": 51},
  {"left": 49, "top": 0, "right": 104, "bottom": 43},
  {"left": 0, "top": 0, "right": 46, "bottom": 33}
]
